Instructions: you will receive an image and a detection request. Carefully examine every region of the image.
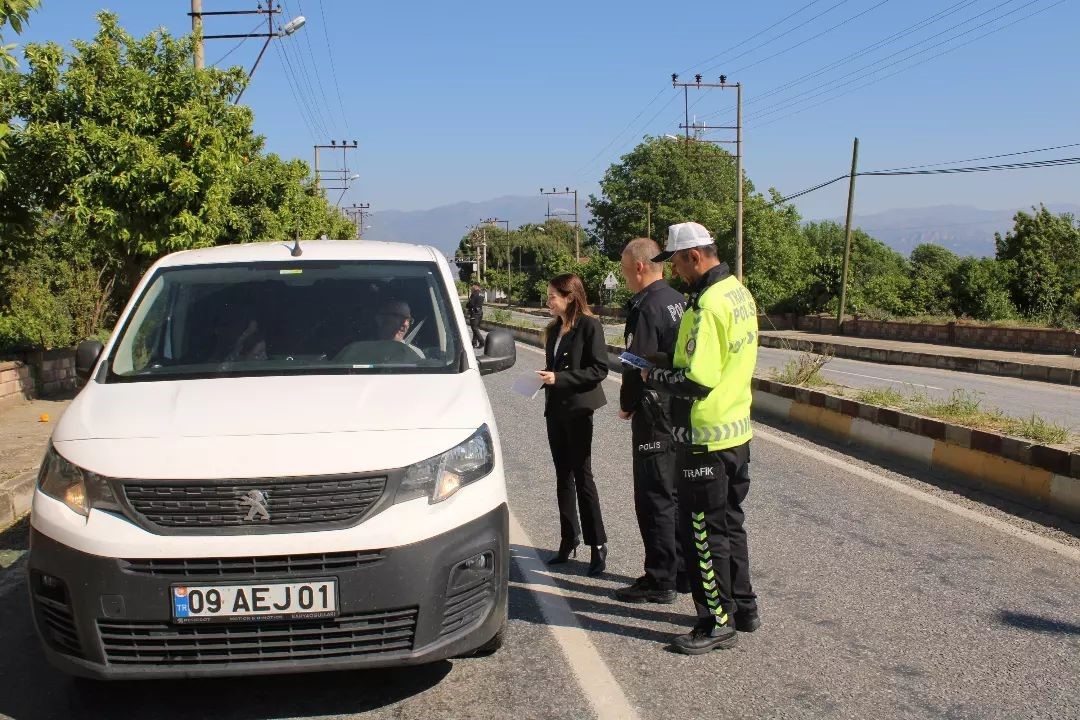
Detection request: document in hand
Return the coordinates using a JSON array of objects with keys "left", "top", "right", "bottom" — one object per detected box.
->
[
  {"left": 511, "top": 373, "right": 545, "bottom": 399},
  {"left": 618, "top": 351, "right": 654, "bottom": 370}
]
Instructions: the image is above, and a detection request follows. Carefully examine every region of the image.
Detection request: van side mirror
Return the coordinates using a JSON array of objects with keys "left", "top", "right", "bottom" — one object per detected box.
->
[
  {"left": 75, "top": 339, "right": 104, "bottom": 382},
  {"left": 477, "top": 329, "right": 516, "bottom": 375}
]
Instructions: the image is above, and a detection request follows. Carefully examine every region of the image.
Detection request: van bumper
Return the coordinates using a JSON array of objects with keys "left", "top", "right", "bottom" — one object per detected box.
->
[{"left": 28, "top": 503, "right": 508, "bottom": 680}]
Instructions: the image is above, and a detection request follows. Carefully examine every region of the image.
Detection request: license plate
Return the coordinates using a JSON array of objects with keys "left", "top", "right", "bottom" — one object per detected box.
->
[{"left": 171, "top": 580, "right": 337, "bottom": 623}]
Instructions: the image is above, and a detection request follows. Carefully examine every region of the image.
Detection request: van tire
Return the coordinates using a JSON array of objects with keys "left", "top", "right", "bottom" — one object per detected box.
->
[{"left": 470, "top": 623, "right": 505, "bottom": 657}]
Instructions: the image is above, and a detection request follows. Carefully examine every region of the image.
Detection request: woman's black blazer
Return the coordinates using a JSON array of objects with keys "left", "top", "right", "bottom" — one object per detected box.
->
[{"left": 543, "top": 315, "right": 609, "bottom": 417}]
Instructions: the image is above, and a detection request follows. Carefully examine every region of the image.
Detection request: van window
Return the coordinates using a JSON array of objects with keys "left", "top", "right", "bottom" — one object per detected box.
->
[{"left": 107, "top": 261, "right": 463, "bottom": 381}]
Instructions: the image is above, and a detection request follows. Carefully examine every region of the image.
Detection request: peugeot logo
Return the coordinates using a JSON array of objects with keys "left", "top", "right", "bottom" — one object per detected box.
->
[{"left": 239, "top": 489, "right": 270, "bottom": 521}]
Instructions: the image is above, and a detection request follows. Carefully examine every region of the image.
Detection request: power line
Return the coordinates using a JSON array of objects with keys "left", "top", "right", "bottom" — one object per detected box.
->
[
  {"left": 575, "top": 89, "right": 681, "bottom": 181},
  {"left": 273, "top": 38, "right": 323, "bottom": 140},
  {"left": 699, "top": 0, "right": 853, "bottom": 73},
  {"left": 726, "top": 0, "right": 894, "bottom": 77},
  {"left": 750, "top": 0, "right": 1063, "bottom": 129},
  {"left": 686, "top": 0, "right": 893, "bottom": 118},
  {"left": 699, "top": 0, "right": 980, "bottom": 123},
  {"left": 873, "top": 142, "right": 1080, "bottom": 173},
  {"left": 574, "top": 87, "right": 667, "bottom": 176},
  {"left": 745, "top": 0, "right": 1037, "bottom": 124},
  {"left": 279, "top": 0, "right": 337, "bottom": 137},
  {"left": 317, "top": 0, "right": 351, "bottom": 136},
  {"left": 767, "top": 154, "right": 1080, "bottom": 207},
  {"left": 680, "top": 0, "right": 824, "bottom": 75},
  {"left": 586, "top": 1, "right": 834, "bottom": 181},
  {"left": 209, "top": 18, "right": 266, "bottom": 67}
]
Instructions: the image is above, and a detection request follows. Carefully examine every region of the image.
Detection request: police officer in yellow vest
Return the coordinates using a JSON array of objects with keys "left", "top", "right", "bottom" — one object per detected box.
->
[{"left": 642, "top": 221, "right": 760, "bottom": 655}]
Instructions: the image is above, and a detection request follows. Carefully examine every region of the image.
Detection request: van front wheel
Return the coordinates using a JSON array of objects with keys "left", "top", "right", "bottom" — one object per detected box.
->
[{"left": 469, "top": 623, "right": 505, "bottom": 657}]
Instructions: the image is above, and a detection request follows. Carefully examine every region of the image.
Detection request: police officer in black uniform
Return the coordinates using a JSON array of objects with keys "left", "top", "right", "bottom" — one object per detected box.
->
[{"left": 614, "top": 237, "right": 688, "bottom": 603}]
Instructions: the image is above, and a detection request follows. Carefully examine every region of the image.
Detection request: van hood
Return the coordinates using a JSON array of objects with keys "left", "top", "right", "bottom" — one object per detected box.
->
[{"left": 55, "top": 373, "right": 488, "bottom": 442}]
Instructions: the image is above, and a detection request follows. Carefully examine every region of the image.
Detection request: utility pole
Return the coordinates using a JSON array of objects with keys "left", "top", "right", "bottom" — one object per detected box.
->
[
  {"left": 671, "top": 73, "right": 744, "bottom": 280},
  {"left": 192, "top": 0, "right": 204, "bottom": 69},
  {"left": 836, "top": 137, "right": 860, "bottom": 335},
  {"left": 646, "top": 201, "right": 652, "bottom": 239},
  {"left": 540, "top": 187, "right": 580, "bottom": 259},
  {"left": 313, "top": 140, "right": 358, "bottom": 193},
  {"left": 345, "top": 203, "right": 371, "bottom": 238},
  {"left": 188, "top": 2, "right": 306, "bottom": 102}
]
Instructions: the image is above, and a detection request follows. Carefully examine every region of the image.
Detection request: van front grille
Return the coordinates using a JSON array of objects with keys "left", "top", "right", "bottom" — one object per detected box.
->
[
  {"left": 120, "top": 474, "right": 387, "bottom": 532},
  {"left": 98, "top": 607, "right": 417, "bottom": 665},
  {"left": 121, "top": 550, "right": 384, "bottom": 578},
  {"left": 439, "top": 578, "right": 495, "bottom": 638}
]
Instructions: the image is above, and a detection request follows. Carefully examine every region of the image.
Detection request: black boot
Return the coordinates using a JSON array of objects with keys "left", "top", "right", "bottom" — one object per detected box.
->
[
  {"left": 614, "top": 575, "right": 676, "bottom": 604},
  {"left": 587, "top": 544, "right": 607, "bottom": 577},
  {"left": 734, "top": 610, "right": 761, "bottom": 633},
  {"left": 546, "top": 537, "right": 580, "bottom": 565},
  {"left": 670, "top": 618, "right": 738, "bottom": 655}
]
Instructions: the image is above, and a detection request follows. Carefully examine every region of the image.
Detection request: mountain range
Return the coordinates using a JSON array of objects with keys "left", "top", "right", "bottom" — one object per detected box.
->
[{"left": 362, "top": 197, "right": 1078, "bottom": 259}]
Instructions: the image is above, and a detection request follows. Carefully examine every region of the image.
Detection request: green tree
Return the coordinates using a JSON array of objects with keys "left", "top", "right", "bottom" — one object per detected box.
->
[
  {"left": 949, "top": 257, "right": 1016, "bottom": 321},
  {"left": 588, "top": 136, "right": 813, "bottom": 311},
  {"left": 995, "top": 205, "right": 1080, "bottom": 323},
  {"left": 801, "top": 221, "right": 911, "bottom": 316},
  {"left": 0, "top": 13, "right": 353, "bottom": 350},
  {"left": 0, "top": 0, "right": 40, "bottom": 187},
  {"left": 903, "top": 243, "right": 961, "bottom": 316}
]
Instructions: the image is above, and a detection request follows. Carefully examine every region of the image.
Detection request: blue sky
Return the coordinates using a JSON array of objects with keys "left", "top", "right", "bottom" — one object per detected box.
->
[{"left": 10, "top": 0, "right": 1080, "bottom": 220}]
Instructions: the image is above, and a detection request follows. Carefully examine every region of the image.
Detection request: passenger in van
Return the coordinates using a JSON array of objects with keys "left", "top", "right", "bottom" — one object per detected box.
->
[
  {"left": 536, "top": 273, "right": 609, "bottom": 576},
  {"left": 223, "top": 319, "right": 268, "bottom": 362}
]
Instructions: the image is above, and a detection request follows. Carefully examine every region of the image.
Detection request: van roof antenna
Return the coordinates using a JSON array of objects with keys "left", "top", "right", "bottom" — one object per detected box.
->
[{"left": 290, "top": 230, "right": 303, "bottom": 257}]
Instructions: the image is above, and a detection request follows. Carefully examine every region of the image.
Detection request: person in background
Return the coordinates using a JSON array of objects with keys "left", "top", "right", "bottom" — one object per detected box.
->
[
  {"left": 536, "top": 273, "right": 610, "bottom": 576},
  {"left": 466, "top": 284, "right": 485, "bottom": 349},
  {"left": 615, "top": 237, "right": 688, "bottom": 604}
]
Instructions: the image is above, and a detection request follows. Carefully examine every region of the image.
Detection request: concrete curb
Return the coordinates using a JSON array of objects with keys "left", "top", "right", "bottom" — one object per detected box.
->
[
  {"left": 754, "top": 377, "right": 1080, "bottom": 521},
  {"left": 483, "top": 319, "right": 1080, "bottom": 521},
  {"left": 0, "top": 469, "right": 37, "bottom": 530},
  {"left": 759, "top": 333, "right": 1080, "bottom": 387}
]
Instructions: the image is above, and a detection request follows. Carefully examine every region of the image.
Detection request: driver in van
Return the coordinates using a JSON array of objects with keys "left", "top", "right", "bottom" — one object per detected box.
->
[{"left": 374, "top": 298, "right": 425, "bottom": 358}]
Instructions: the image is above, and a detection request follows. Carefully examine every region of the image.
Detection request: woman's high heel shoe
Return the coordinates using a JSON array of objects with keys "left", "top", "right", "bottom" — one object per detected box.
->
[
  {"left": 587, "top": 544, "right": 608, "bottom": 577},
  {"left": 547, "top": 537, "right": 580, "bottom": 565}
]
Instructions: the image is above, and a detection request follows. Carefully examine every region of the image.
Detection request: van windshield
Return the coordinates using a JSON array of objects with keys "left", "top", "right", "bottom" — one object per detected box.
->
[{"left": 106, "top": 260, "right": 464, "bottom": 381}]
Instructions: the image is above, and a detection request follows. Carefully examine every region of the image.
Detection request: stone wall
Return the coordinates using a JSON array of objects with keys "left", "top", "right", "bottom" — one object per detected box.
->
[
  {"left": 794, "top": 315, "right": 1079, "bottom": 355},
  {"left": 0, "top": 348, "right": 77, "bottom": 409}
]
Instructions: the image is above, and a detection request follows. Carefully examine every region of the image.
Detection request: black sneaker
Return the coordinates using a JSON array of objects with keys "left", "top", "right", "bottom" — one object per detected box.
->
[
  {"left": 670, "top": 619, "right": 738, "bottom": 655},
  {"left": 734, "top": 611, "right": 761, "bottom": 633},
  {"left": 614, "top": 576, "right": 676, "bottom": 604}
]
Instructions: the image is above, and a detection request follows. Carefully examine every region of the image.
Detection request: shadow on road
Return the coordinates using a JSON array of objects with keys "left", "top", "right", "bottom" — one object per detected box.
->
[
  {"left": 508, "top": 543, "right": 690, "bottom": 646},
  {"left": 999, "top": 610, "right": 1080, "bottom": 636},
  {"left": 0, "top": 562, "right": 454, "bottom": 720}
]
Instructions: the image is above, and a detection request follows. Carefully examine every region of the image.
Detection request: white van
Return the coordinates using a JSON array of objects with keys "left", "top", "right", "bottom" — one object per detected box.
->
[{"left": 28, "top": 240, "right": 517, "bottom": 679}]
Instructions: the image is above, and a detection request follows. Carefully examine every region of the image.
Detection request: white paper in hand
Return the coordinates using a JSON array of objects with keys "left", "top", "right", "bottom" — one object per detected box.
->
[{"left": 511, "top": 373, "right": 545, "bottom": 400}]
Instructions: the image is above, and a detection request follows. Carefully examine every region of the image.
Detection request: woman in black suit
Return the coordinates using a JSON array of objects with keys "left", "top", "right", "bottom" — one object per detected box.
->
[{"left": 535, "top": 273, "right": 609, "bottom": 576}]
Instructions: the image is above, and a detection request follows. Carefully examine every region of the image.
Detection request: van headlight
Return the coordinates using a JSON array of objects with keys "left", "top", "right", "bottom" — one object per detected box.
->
[
  {"left": 38, "top": 445, "right": 117, "bottom": 517},
  {"left": 396, "top": 426, "right": 494, "bottom": 504}
]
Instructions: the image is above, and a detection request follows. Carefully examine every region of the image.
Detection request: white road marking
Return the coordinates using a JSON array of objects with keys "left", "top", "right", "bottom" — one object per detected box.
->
[
  {"left": 514, "top": 339, "right": 1080, "bottom": 563},
  {"left": 508, "top": 511, "right": 642, "bottom": 720},
  {"left": 820, "top": 367, "right": 944, "bottom": 390}
]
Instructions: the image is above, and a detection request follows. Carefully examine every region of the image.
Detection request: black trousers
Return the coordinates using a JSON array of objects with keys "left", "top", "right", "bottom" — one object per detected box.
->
[
  {"left": 676, "top": 441, "right": 756, "bottom": 624},
  {"left": 631, "top": 412, "right": 682, "bottom": 589},
  {"left": 546, "top": 411, "right": 607, "bottom": 547},
  {"left": 469, "top": 315, "right": 484, "bottom": 348}
]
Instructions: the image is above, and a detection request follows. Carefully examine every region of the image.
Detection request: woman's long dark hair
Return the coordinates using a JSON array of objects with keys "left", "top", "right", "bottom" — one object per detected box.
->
[{"left": 545, "top": 273, "right": 594, "bottom": 340}]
